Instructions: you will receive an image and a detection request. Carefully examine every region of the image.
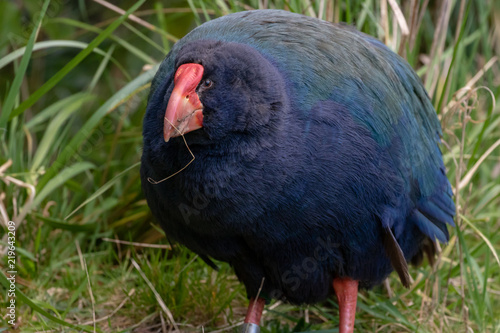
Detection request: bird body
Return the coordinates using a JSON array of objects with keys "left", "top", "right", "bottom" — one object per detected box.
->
[{"left": 141, "top": 9, "right": 455, "bottom": 329}]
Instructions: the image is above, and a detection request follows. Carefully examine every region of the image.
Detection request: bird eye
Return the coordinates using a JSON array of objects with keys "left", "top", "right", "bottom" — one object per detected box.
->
[{"left": 203, "top": 79, "right": 213, "bottom": 88}]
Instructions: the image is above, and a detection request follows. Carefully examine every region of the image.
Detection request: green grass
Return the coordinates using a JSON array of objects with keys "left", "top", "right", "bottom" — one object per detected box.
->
[{"left": 1, "top": 0, "right": 499, "bottom": 332}]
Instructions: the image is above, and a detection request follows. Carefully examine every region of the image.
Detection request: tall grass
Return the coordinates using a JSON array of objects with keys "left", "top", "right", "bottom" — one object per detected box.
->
[{"left": 0, "top": 0, "right": 499, "bottom": 332}]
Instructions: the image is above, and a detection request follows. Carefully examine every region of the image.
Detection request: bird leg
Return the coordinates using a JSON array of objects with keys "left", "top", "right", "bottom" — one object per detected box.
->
[
  {"left": 333, "top": 277, "right": 359, "bottom": 333},
  {"left": 240, "top": 297, "right": 265, "bottom": 333}
]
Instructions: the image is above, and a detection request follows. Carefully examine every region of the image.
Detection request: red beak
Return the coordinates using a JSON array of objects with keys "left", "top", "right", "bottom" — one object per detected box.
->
[{"left": 164, "top": 63, "right": 204, "bottom": 142}]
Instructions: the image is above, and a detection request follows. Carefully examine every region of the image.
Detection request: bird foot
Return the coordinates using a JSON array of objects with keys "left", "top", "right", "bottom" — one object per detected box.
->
[{"left": 333, "top": 277, "right": 359, "bottom": 333}]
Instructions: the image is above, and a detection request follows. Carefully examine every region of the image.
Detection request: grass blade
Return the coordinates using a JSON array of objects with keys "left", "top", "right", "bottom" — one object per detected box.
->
[
  {"left": 34, "top": 213, "right": 98, "bottom": 232},
  {"left": 0, "top": 0, "right": 50, "bottom": 130},
  {"left": 30, "top": 97, "right": 90, "bottom": 173},
  {"left": 460, "top": 214, "right": 500, "bottom": 268},
  {"left": 435, "top": 1, "right": 470, "bottom": 113},
  {"left": 0, "top": 40, "right": 108, "bottom": 70},
  {"left": 35, "top": 64, "right": 157, "bottom": 191},
  {"left": 33, "top": 161, "right": 95, "bottom": 208},
  {"left": 8, "top": 0, "right": 146, "bottom": 120},
  {"left": 88, "top": 44, "right": 115, "bottom": 92},
  {"left": 50, "top": 17, "right": 157, "bottom": 65},
  {"left": 25, "top": 93, "right": 94, "bottom": 129},
  {"left": 65, "top": 161, "right": 141, "bottom": 219}
]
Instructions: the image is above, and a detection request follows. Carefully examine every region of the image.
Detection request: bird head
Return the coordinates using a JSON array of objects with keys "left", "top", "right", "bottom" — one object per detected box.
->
[{"left": 157, "top": 40, "right": 288, "bottom": 144}]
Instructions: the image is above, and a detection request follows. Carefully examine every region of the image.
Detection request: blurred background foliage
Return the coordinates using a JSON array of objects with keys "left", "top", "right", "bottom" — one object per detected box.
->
[{"left": 0, "top": 0, "right": 499, "bottom": 332}]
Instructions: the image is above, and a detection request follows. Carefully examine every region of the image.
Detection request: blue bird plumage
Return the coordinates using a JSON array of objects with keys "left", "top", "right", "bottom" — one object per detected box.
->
[{"left": 141, "top": 9, "right": 455, "bottom": 306}]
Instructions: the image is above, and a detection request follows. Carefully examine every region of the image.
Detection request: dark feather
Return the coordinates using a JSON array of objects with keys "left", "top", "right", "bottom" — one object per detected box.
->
[
  {"left": 382, "top": 227, "right": 411, "bottom": 288},
  {"left": 200, "top": 254, "right": 219, "bottom": 270},
  {"left": 411, "top": 238, "right": 437, "bottom": 267}
]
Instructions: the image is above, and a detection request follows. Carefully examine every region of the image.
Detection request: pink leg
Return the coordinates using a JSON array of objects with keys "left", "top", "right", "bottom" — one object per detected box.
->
[
  {"left": 333, "top": 278, "right": 359, "bottom": 333},
  {"left": 244, "top": 297, "right": 266, "bottom": 324}
]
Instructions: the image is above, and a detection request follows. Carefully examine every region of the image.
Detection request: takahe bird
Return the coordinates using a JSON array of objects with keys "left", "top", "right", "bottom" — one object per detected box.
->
[{"left": 141, "top": 9, "right": 455, "bottom": 333}]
